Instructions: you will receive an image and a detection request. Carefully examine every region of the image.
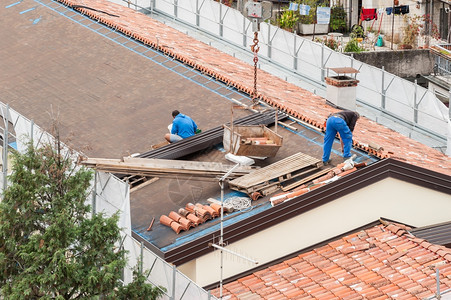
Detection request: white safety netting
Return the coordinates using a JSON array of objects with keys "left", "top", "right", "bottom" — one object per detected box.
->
[
  {"left": 115, "top": 0, "right": 449, "bottom": 140},
  {"left": 0, "top": 103, "right": 215, "bottom": 300}
]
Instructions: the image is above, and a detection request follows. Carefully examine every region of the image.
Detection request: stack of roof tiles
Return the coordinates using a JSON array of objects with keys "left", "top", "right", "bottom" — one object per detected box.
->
[
  {"left": 55, "top": 0, "right": 450, "bottom": 175},
  {"left": 213, "top": 221, "right": 451, "bottom": 299},
  {"left": 160, "top": 202, "right": 222, "bottom": 234}
]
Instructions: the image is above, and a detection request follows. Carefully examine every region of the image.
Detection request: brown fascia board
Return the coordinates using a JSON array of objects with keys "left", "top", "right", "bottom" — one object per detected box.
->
[{"left": 164, "top": 158, "right": 451, "bottom": 265}]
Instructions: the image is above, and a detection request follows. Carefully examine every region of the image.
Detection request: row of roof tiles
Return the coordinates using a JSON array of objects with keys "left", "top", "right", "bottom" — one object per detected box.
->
[
  {"left": 160, "top": 203, "right": 222, "bottom": 234},
  {"left": 57, "top": 0, "right": 450, "bottom": 175},
  {"left": 212, "top": 220, "right": 451, "bottom": 299}
]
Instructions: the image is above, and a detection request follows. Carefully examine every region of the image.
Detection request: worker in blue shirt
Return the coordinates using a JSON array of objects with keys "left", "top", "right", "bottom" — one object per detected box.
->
[
  {"left": 322, "top": 110, "right": 360, "bottom": 165},
  {"left": 165, "top": 110, "right": 198, "bottom": 143}
]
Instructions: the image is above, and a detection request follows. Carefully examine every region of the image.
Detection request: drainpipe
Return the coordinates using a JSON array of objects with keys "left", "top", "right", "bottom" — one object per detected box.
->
[
  {"left": 381, "top": 66, "right": 386, "bottom": 109},
  {"left": 321, "top": 43, "right": 325, "bottom": 82},
  {"left": 2, "top": 104, "right": 9, "bottom": 191},
  {"left": 414, "top": 79, "right": 418, "bottom": 123},
  {"left": 348, "top": 0, "right": 352, "bottom": 30},
  {"left": 219, "top": 0, "right": 223, "bottom": 37},
  {"left": 196, "top": 0, "right": 200, "bottom": 27},
  {"left": 446, "top": 89, "right": 451, "bottom": 156}
]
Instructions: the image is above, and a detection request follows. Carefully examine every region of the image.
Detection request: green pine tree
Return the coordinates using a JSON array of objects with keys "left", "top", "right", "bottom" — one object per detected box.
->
[{"left": 0, "top": 138, "right": 164, "bottom": 299}]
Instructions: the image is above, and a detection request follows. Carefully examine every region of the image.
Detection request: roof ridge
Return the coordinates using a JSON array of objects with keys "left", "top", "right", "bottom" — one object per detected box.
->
[{"left": 380, "top": 219, "right": 412, "bottom": 237}]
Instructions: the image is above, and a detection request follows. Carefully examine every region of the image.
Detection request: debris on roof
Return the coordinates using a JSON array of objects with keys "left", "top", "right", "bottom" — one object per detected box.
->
[
  {"left": 212, "top": 220, "right": 451, "bottom": 299},
  {"left": 270, "top": 160, "right": 367, "bottom": 206}
]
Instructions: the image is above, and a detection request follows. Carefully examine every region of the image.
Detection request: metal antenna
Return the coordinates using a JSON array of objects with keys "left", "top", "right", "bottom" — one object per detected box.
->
[{"left": 214, "top": 155, "right": 257, "bottom": 299}]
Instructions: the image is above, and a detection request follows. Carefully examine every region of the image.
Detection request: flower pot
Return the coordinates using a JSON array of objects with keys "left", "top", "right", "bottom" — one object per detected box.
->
[
  {"left": 399, "top": 44, "right": 413, "bottom": 49},
  {"left": 298, "top": 23, "right": 329, "bottom": 35}
]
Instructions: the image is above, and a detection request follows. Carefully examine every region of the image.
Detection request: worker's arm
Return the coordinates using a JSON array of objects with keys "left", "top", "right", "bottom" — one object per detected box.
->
[{"left": 171, "top": 121, "right": 178, "bottom": 135}]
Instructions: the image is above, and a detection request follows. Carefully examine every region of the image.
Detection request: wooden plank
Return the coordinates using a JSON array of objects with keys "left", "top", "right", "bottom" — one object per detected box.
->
[
  {"left": 119, "top": 157, "right": 256, "bottom": 173},
  {"left": 130, "top": 177, "right": 159, "bottom": 193},
  {"left": 281, "top": 168, "right": 332, "bottom": 191},
  {"left": 278, "top": 121, "right": 298, "bottom": 131},
  {"left": 92, "top": 166, "right": 245, "bottom": 178},
  {"left": 81, "top": 157, "right": 257, "bottom": 178},
  {"left": 81, "top": 158, "right": 123, "bottom": 165},
  {"left": 229, "top": 152, "right": 321, "bottom": 189}
]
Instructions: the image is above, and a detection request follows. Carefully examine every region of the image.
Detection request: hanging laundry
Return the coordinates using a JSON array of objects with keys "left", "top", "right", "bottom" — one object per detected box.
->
[
  {"left": 361, "top": 8, "right": 377, "bottom": 21},
  {"left": 394, "top": 5, "right": 409, "bottom": 14},
  {"left": 316, "top": 7, "right": 331, "bottom": 25},
  {"left": 288, "top": 2, "right": 298, "bottom": 11},
  {"left": 378, "top": 8, "right": 385, "bottom": 15},
  {"left": 299, "top": 4, "right": 310, "bottom": 15},
  {"left": 386, "top": 7, "right": 393, "bottom": 15}
]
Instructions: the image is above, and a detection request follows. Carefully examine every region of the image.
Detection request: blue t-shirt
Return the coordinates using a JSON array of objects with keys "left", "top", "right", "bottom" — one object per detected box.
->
[{"left": 171, "top": 114, "right": 197, "bottom": 139}]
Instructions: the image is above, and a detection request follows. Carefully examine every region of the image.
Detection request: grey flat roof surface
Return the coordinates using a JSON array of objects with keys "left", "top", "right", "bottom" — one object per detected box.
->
[
  {"left": 0, "top": 0, "right": 248, "bottom": 158},
  {"left": 1, "top": 0, "right": 378, "bottom": 254}
]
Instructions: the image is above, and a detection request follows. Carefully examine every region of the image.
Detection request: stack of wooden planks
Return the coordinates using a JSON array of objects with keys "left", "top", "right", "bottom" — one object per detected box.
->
[
  {"left": 228, "top": 152, "right": 322, "bottom": 195},
  {"left": 80, "top": 157, "right": 259, "bottom": 180}
]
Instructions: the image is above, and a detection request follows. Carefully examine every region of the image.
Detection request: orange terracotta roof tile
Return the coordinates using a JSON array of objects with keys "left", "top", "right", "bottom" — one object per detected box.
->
[
  {"left": 54, "top": 0, "right": 450, "bottom": 175},
  {"left": 212, "top": 221, "right": 451, "bottom": 299}
]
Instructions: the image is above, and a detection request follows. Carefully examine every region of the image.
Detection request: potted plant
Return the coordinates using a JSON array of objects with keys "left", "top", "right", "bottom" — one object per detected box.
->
[
  {"left": 315, "top": 36, "right": 339, "bottom": 50},
  {"left": 330, "top": 5, "right": 347, "bottom": 33},
  {"left": 343, "top": 25, "right": 366, "bottom": 53},
  {"left": 297, "top": 0, "right": 329, "bottom": 35},
  {"left": 278, "top": 9, "right": 299, "bottom": 32},
  {"left": 400, "top": 15, "right": 418, "bottom": 49},
  {"left": 400, "top": 14, "right": 440, "bottom": 49}
]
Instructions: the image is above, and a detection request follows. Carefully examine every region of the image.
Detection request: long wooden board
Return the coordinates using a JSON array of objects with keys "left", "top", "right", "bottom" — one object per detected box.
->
[
  {"left": 228, "top": 152, "right": 321, "bottom": 190},
  {"left": 80, "top": 157, "right": 258, "bottom": 179},
  {"left": 122, "top": 157, "right": 256, "bottom": 172}
]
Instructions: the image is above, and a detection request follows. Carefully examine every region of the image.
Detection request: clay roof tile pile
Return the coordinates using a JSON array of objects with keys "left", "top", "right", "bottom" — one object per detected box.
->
[{"left": 160, "top": 202, "right": 222, "bottom": 234}]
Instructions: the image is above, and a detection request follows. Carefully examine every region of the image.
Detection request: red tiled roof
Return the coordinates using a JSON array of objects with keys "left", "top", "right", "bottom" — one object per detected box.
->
[
  {"left": 57, "top": 0, "right": 450, "bottom": 175},
  {"left": 212, "top": 221, "right": 451, "bottom": 299}
]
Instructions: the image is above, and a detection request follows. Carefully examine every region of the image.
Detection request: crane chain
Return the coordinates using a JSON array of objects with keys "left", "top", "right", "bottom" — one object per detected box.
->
[{"left": 250, "top": 32, "right": 259, "bottom": 106}]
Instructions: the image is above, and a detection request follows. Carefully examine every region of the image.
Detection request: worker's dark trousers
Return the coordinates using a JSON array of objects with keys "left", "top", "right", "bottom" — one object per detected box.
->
[{"left": 322, "top": 116, "right": 353, "bottom": 162}]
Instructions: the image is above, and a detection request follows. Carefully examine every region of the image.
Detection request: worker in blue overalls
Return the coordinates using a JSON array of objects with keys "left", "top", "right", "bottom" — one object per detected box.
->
[
  {"left": 165, "top": 110, "right": 198, "bottom": 143},
  {"left": 322, "top": 110, "right": 360, "bottom": 165}
]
